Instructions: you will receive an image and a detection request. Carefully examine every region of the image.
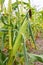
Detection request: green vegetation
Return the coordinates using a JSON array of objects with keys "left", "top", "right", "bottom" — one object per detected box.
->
[{"left": 0, "top": 0, "right": 43, "bottom": 65}]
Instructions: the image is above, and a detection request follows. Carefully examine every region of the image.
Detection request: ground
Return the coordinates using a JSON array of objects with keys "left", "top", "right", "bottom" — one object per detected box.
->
[{"left": 33, "top": 37, "right": 43, "bottom": 65}]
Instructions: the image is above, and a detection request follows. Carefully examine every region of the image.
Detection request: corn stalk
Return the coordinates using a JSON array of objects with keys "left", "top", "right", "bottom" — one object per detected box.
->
[
  {"left": 8, "top": 0, "right": 12, "bottom": 49},
  {"left": 0, "top": 0, "right": 5, "bottom": 11}
]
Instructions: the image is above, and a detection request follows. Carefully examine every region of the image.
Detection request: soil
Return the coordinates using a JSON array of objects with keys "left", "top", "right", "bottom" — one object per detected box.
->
[{"left": 32, "top": 37, "right": 43, "bottom": 65}]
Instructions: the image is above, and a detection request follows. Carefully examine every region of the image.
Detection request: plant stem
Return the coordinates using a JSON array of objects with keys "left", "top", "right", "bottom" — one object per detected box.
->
[{"left": 8, "top": 0, "right": 12, "bottom": 49}]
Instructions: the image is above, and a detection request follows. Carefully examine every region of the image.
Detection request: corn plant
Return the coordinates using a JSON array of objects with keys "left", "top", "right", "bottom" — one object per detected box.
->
[{"left": 0, "top": 0, "right": 43, "bottom": 65}]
